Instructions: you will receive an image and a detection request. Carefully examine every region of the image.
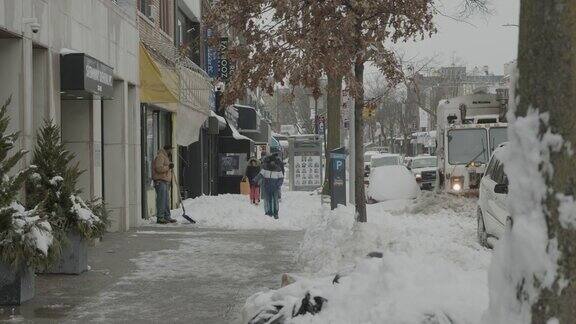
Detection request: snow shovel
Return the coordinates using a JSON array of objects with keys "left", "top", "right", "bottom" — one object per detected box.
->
[{"left": 172, "top": 171, "right": 196, "bottom": 224}]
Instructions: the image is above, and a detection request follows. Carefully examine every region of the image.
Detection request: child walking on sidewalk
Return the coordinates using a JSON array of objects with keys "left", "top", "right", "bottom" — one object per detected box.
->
[{"left": 245, "top": 158, "right": 261, "bottom": 205}]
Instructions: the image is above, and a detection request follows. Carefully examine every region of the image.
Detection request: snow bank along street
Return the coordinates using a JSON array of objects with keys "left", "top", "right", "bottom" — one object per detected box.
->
[{"left": 245, "top": 193, "right": 492, "bottom": 324}]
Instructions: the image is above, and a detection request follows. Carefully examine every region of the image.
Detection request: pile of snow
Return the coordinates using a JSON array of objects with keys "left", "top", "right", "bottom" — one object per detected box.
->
[
  {"left": 244, "top": 194, "right": 490, "bottom": 323},
  {"left": 367, "top": 165, "right": 420, "bottom": 201},
  {"left": 169, "top": 191, "right": 321, "bottom": 230}
]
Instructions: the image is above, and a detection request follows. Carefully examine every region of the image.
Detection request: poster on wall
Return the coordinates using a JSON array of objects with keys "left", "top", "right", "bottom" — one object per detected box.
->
[
  {"left": 219, "top": 154, "right": 239, "bottom": 175},
  {"left": 293, "top": 153, "right": 322, "bottom": 187}
]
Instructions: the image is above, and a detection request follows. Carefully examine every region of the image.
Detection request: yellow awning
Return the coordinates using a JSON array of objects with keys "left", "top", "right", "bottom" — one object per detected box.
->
[{"left": 139, "top": 44, "right": 179, "bottom": 104}]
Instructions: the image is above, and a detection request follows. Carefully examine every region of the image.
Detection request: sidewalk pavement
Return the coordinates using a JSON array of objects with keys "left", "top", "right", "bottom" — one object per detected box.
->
[{"left": 0, "top": 225, "right": 303, "bottom": 324}]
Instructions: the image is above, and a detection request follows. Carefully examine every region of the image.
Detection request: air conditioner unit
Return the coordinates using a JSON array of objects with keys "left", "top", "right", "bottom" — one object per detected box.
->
[{"left": 148, "top": 4, "right": 157, "bottom": 22}]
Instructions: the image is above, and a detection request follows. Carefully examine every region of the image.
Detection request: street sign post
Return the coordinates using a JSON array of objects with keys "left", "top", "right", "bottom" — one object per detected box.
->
[{"left": 329, "top": 147, "right": 347, "bottom": 210}]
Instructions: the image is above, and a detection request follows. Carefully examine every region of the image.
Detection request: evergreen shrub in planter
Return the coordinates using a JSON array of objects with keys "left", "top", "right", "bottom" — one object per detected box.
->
[
  {"left": 27, "top": 122, "right": 108, "bottom": 275},
  {"left": 0, "top": 97, "right": 56, "bottom": 305}
]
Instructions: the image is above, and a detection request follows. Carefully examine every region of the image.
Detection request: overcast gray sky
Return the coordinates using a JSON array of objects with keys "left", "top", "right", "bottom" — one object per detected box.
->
[{"left": 388, "top": 0, "right": 520, "bottom": 75}]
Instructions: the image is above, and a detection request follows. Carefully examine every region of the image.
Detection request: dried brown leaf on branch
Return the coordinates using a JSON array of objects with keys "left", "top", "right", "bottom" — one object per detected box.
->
[{"left": 205, "top": 0, "right": 436, "bottom": 105}]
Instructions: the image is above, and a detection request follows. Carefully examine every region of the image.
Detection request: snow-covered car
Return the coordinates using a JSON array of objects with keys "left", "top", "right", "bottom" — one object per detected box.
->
[
  {"left": 367, "top": 161, "right": 420, "bottom": 202},
  {"left": 407, "top": 155, "right": 438, "bottom": 190},
  {"left": 371, "top": 153, "right": 403, "bottom": 168},
  {"left": 477, "top": 144, "right": 510, "bottom": 248}
]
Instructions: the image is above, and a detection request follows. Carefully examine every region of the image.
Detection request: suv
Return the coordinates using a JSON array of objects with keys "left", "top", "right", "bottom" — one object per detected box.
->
[
  {"left": 407, "top": 155, "right": 437, "bottom": 190},
  {"left": 477, "top": 144, "right": 510, "bottom": 248}
]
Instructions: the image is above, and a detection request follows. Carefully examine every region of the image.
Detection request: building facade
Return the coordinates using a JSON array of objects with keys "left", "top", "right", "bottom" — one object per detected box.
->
[
  {"left": 137, "top": 0, "right": 213, "bottom": 214},
  {"left": 0, "top": 0, "right": 141, "bottom": 232}
]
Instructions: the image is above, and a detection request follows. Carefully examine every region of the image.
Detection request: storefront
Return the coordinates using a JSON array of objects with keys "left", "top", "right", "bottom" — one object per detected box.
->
[
  {"left": 218, "top": 106, "right": 255, "bottom": 194},
  {"left": 139, "top": 43, "right": 212, "bottom": 217},
  {"left": 60, "top": 51, "right": 141, "bottom": 232},
  {"left": 178, "top": 112, "right": 224, "bottom": 199}
]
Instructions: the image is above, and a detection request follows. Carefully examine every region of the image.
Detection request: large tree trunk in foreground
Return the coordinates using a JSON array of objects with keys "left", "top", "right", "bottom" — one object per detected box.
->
[
  {"left": 354, "top": 60, "right": 367, "bottom": 223},
  {"left": 516, "top": 0, "right": 576, "bottom": 321},
  {"left": 322, "top": 73, "right": 343, "bottom": 195}
]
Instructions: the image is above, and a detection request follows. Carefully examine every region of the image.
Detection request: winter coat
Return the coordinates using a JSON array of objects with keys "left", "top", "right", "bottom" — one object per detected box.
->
[
  {"left": 152, "top": 149, "right": 172, "bottom": 182},
  {"left": 259, "top": 154, "right": 284, "bottom": 194},
  {"left": 245, "top": 163, "right": 261, "bottom": 186}
]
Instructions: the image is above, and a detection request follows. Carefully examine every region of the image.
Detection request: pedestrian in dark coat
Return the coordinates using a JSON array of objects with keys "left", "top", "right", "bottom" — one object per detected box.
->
[
  {"left": 245, "top": 158, "right": 261, "bottom": 204},
  {"left": 258, "top": 153, "right": 284, "bottom": 219}
]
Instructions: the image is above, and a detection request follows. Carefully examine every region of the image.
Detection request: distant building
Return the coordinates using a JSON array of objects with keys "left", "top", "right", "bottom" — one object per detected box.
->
[{"left": 416, "top": 66, "right": 505, "bottom": 130}]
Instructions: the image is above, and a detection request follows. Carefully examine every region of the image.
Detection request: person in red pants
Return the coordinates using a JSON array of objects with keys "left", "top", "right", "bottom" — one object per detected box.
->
[{"left": 245, "top": 158, "right": 261, "bottom": 204}]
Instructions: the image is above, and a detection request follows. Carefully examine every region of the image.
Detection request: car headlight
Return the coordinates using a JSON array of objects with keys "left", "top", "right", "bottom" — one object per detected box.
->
[{"left": 451, "top": 176, "right": 464, "bottom": 192}]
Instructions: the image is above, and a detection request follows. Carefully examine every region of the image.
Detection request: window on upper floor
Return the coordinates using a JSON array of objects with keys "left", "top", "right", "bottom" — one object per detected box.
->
[
  {"left": 159, "top": 0, "right": 171, "bottom": 35},
  {"left": 138, "top": 0, "right": 151, "bottom": 17}
]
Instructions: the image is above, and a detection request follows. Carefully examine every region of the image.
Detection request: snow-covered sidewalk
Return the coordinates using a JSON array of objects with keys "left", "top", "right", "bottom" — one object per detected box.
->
[
  {"left": 165, "top": 191, "right": 322, "bottom": 231},
  {"left": 244, "top": 193, "right": 492, "bottom": 323}
]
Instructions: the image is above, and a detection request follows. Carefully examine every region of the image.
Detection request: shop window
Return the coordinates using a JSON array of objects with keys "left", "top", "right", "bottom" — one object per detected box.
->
[
  {"left": 145, "top": 111, "right": 158, "bottom": 187},
  {"left": 145, "top": 109, "right": 172, "bottom": 187}
]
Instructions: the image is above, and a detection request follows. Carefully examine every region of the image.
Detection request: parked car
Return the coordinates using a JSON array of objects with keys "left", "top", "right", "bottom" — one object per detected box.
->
[
  {"left": 364, "top": 151, "right": 381, "bottom": 183},
  {"left": 407, "top": 155, "right": 438, "bottom": 190},
  {"left": 477, "top": 144, "right": 510, "bottom": 248},
  {"left": 367, "top": 154, "right": 420, "bottom": 202}
]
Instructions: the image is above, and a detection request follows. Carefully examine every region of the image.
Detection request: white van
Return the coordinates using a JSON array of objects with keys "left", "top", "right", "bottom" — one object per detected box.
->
[{"left": 477, "top": 144, "right": 510, "bottom": 247}]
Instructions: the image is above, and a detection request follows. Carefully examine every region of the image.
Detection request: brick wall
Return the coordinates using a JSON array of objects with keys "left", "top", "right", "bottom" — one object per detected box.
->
[{"left": 137, "top": 0, "right": 176, "bottom": 63}]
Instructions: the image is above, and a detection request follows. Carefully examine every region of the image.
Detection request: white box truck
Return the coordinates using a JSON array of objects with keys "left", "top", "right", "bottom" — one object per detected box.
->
[{"left": 436, "top": 91, "right": 508, "bottom": 195}]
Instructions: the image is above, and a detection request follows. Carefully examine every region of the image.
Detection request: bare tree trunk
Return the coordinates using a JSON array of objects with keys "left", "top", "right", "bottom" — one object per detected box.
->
[
  {"left": 354, "top": 60, "right": 367, "bottom": 223},
  {"left": 322, "top": 73, "right": 343, "bottom": 195},
  {"left": 516, "top": 0, "right": 576, "bottom": 321}
]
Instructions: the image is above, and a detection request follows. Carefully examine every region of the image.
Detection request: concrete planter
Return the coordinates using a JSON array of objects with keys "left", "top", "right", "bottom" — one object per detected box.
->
[
  {"left": 0, "top": 261, "right": 35, "bottom": 305},
  {"left": 44, "top": 231, "right": 88, "bottom": 275}
]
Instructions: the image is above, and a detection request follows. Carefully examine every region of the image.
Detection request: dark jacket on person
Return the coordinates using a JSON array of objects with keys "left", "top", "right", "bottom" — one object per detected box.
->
[
  {"left": 245, "top": 159, "right": 261, "bottom": 186},
  {"left": 258, "top": 154, "right": 284, "bottom": 194}
]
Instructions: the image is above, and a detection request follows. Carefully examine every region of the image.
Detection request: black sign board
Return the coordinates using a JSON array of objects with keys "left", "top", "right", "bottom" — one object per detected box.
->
[
  {"left": 219, "top": 38, "right": 235, "bottom": 83},
  {"left": 330, "top": 147, "right": 347, "bottom": 210},
  {"left": 60, "top": 53, "right": 114, "bottom": 100}
]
